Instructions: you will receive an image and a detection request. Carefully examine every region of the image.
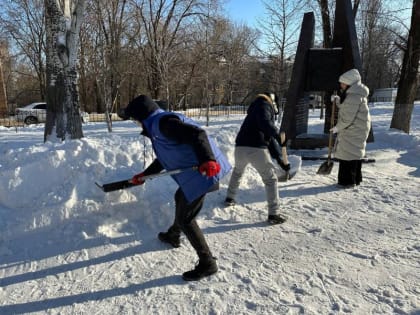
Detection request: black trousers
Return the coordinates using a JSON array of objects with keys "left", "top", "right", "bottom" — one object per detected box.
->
[
  {"left": 166, "top": 188, "right": 211, "bottom": 259},
  {"left": 338, "top": 159, "right": 362, "bottom": 186}
]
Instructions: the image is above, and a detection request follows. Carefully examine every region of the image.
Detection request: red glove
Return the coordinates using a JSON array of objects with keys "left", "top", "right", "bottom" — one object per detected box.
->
[
  {"left": 199, "top": 161, "right": 221, "bottom": 177},
  {"left": 131, "top": 172, "right": 145, "bottom": 185}
]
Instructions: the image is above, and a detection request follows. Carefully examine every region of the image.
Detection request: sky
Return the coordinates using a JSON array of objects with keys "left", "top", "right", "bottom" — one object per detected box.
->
[
  {"left": 224, "top": 1, "right": 413, "bottom": 35},
  {"left": 0, "top": 102, "right": 419, "bottom": 314},
  {"left": 225, "top": 0, "right": 266, "bottom": 27}
]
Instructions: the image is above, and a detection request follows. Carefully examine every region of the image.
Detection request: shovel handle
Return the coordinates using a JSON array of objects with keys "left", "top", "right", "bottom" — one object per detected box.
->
[
  {"left": 97, "top": 166, "right": 199, "bottom": 192},
  {"left": 327, "top": 92, "right": 337, "bottom": 160},
  {"left": 280, "top": 132, "right": 289, "bottom": 165},
  {"left": 138, "top": 166, "right": 198, "bottom": 182}
]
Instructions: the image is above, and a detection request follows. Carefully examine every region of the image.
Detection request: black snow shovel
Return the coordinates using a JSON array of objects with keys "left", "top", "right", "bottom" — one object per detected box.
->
[
  {"left": 96, "top": 166, "right": 198, "bottom": 192},
  {"left": 317, "top": 93, "right": 337, "bottom": 175}
]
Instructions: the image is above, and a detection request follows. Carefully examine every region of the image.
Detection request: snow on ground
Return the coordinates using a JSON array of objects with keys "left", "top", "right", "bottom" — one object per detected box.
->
[{"left": 0, "top": 103, "right": 419, "bottom": 314}]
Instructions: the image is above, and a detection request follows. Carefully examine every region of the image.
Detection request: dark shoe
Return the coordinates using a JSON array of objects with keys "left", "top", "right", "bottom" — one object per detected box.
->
[
  {"left": 268, "top": 214, "right": 287, "bottom": 225},
  {"left": 182, "top": 257, "right": 218, "bottom": 281},
  {"left": 158, "top": 231, "right": 181, "bottom": 248},
  {"left": 224, "top": 197, "right": 236, "bottom": 206}
]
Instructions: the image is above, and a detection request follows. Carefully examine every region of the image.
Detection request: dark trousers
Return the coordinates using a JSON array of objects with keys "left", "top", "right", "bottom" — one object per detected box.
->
[
  {"left": 338, "top": 159, "right": 362, "bottom": 186},
  {"left": 166, "top": 188, "right": 211, "bottom": 259}
]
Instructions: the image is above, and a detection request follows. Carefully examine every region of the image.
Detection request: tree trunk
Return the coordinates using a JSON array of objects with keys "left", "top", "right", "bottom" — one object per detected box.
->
[
  {"left": 318, "top": 0, "right": 332, "bottom": 48},
  {"left": 44, "top": 0, "right": 85, "bottom": 142},
  {"left": 353, "top": 0, "right": 360, "bottom": 18},
  {"left": 390, "top": 0, "right": 420, "bottom": 134}
]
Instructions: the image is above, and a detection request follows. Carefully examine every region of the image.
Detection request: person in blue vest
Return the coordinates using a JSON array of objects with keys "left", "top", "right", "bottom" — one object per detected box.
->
[{"left": 118, "top": 95, "right": 231, "bottom": 281}]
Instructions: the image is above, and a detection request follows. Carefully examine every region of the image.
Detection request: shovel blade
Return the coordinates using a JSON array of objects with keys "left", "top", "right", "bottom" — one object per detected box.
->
[
  {"left": 277, "top": 169, "right": 298, "bottom": 182},
  {"left": 317, "top": 160, "right": 334, "bottom": 175},
  {"left": 96, "top": 180, "right": 138, "bottom": 192}
]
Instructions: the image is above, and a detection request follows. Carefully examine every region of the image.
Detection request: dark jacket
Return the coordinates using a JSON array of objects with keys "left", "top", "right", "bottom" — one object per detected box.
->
[{"left": 235, "top": 94, "right": 282, "bottom": 158}]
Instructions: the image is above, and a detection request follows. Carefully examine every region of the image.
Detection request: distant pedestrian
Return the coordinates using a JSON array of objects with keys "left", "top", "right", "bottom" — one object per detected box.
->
[
  {"left": 331, "top": 69, "right": 371, "bottom": 188},
  {"left": 224, "top": 93, "right": 289, "bottom": 225},
  {"left": 118, "top": 95, "right": 231, "bottom": 281}
]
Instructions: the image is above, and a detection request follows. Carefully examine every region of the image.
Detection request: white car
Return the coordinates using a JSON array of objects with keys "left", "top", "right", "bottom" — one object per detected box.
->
[{"left": 15, "top": 102, "right": 89, "bottom": 125}]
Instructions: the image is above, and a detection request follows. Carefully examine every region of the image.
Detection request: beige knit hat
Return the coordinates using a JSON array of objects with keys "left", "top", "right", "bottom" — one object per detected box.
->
[{"left": 339, "top": 69, "right": 361, "bottom": 86}]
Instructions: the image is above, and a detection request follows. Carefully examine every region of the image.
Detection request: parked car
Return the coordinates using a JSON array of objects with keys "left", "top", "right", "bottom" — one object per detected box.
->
[{"left": 15, "top": 102, "right": 89, "bottom": 125}]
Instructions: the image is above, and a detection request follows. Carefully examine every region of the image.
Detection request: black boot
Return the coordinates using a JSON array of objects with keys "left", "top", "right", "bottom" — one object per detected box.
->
[
  {"left": 182, "top": 256, "right": 218, "bottom": 281},
  {"left": 268, "top": 214, "right": 287, "bottom": 225},
  {"left": 158, "top": 231, "right": 181, "bottom": 248},
  {"left": 224, "top": 197, "right": 236, "bottom": 206}
]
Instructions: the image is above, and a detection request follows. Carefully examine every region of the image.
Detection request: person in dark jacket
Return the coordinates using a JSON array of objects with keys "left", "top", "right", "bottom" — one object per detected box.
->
[
  {"left": 118, "top": 95, "right": 231, "bottom": 281},
  {"left": 224, "top": 93, "right": 289, "bottom": 224}
]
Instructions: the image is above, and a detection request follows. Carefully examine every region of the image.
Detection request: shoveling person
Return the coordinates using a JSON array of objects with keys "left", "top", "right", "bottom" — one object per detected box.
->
[
  {"left": 118, "top": 95, "right": 231, "bottom": 281},
  {"left": 331, "top": 69, "right": 371, "bottom": 188},
  {"left": 224, "top": 93, "right": 289, "bottom": 225}
]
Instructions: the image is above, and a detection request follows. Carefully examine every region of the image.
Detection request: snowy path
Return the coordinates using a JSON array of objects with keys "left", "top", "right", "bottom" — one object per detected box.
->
[{"left": 1, "top": 158, "right": 418, "bottom": 314}]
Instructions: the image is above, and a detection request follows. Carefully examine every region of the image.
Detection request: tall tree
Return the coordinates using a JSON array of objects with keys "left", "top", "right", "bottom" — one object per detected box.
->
[
  {"left": 133, "top": 0, "right": 205, "bottom": 100},
  {"left": 260, "top": 0, "right": 305, "bottom": 97},
  {"left": 357, "top": 0, "right": 403, "bottom": 92},
  {"left": 219, "top": 22, "right": 258, "bottom": 105},
  {"left": 317, "top": 0, "right": 333, "bottom": 48},
  {"left": 44, "top": 0, "right": 86, "bottom": 141},
  {"left": 0, "top": 0, "right": 47, "bottom": 101},
  {"left": 91, "top": 0, "right": 128, "bottom": 132},
  {"left": 391, "top": 0, "right": 420, "bottom": 133}
]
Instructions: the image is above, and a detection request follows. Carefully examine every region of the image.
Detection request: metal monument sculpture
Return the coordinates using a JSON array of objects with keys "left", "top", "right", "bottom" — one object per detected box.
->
[{"left": 280, "top": 0, "right": 374, "bottom": 149}]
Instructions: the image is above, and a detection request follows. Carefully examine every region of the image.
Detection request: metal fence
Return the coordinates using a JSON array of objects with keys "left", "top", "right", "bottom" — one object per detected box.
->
[{"left": 0, "top": 105, "right": 248, "bottom": 129}]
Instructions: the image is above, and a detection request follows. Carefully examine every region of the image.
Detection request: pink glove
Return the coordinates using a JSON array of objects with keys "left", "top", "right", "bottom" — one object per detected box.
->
[
  {"left": 131, "top": 172, "right": 145, "bottom": 185},
  {"left": 199, "top": 161, "right": 221, "bottom": 177}
]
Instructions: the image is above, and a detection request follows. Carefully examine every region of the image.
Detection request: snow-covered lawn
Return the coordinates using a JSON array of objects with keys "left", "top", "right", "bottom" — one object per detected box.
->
[{"left": 0, "top": 103, "right": 419, "bottom": 314}]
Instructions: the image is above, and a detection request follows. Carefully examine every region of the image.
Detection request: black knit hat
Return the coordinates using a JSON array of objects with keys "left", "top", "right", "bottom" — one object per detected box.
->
[{"left": 118, "top": 95, "right": 160, "bottom": 121}]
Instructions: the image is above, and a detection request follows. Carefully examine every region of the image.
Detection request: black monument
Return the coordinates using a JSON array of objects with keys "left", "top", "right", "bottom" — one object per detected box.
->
[{"left": 280, "top": 0, "right": 374, "bottom": 149}]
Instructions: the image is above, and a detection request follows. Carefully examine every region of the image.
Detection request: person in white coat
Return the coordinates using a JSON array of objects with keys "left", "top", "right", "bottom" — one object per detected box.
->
[{"left": 331, "top": 69, "right": 371, "bottom": 188}]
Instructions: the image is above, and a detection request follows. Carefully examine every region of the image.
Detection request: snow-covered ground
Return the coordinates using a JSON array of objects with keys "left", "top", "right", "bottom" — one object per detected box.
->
[{"left": 0, "top": 103, "right": 419, "bottom": 315}]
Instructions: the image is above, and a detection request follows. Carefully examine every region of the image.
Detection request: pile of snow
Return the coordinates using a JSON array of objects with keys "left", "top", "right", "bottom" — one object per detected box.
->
[{"left": 0, "top": 103, "right": 419, "bottom": 314}]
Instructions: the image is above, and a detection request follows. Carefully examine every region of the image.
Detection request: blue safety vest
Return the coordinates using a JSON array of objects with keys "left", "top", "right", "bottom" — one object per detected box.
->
[{"left": 142, "top": 110, "right": 231, "bottom": 203}]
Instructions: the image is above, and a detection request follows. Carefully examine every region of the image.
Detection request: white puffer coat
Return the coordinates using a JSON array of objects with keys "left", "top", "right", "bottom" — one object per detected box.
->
[{"left": 334, "top": 77, "right": 371, "bottom": 161}]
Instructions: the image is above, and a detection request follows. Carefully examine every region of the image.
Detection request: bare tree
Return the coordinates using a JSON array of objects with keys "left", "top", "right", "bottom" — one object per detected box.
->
[
  {"left": 391, "top": 0, "right": 420, "bottom": 133},
  {"left": 0, "top": 0, "right": 47, "bottom": 101},
  {"left": 317, "top": 0, "right": 333, "bottom": 48},
  {"left": 219, "top": 22, "right": 258, "bottom": 105},
  {"left": 357, "top": 0, "right": 404, "bottom": 91},
  {"left": 131, "top": 0, "right": 206, "bottom": 101},
  {"left": 359, "top": 0, "right": 384, "bottom": 84},
  {"left": 44, "top": 0, "right": 85, "bottom": 141},
  {"left": 90, "top": 0, "right": 128, "bottom": 132},
  {"left": 171, "top": 28, "right": 207, "bottom": 110},
  {"left": 259, "top": 0, "right": 305, "bottom": 97}
]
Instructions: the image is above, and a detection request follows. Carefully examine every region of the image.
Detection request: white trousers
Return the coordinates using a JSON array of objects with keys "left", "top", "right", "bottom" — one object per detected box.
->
[{"left": 226, "top": 146, "right": 279, "bottom": 215}]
